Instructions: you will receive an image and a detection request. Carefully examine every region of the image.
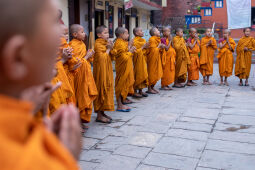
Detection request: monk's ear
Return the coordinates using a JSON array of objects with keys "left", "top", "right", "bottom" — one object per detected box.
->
[
  {"left": 97, "top": 33, "right": 102, "bottom": 38},
  {"left": 72, "top": 32, "right": 77, "bottom": 38},
  {"left": 1, "top": 35, "right": 28, "bottom": 81}
]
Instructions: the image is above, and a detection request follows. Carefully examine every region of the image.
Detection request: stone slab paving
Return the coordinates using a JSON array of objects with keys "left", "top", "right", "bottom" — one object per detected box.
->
[{"left": 79, "top": 64, "right": 255, "bottom": 170}]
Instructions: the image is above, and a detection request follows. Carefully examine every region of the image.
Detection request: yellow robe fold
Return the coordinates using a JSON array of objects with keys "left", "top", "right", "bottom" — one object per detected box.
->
[
  {"left": 173, "top": 36, "right": 190, "bottom": 83},
  {"left": 188, "top": 38, "right": 200, "bottom": 80},
  {"left": 0, "top": 95, "right": 79, "bottom": 170},
  {"left": 235, "top": 36, "right": 255, "bottom": 79},
  {"left": 111, "top": 38, "right": 134, "bottom": 100},
  {"left": 217, "top": 37, "right": 236, "bottom": 77},
  {"left": 69, "top": 39, "right": 98, "bottom": 122},
  {"left": 93, "top": 38, "right": 114, "bottom": 112},
  {"left": 200, "top": 37, "right": 217, "bottom": 77},
  {"left": 133, "top": 36, "right": 149, "bottom": 90},
  {"left": 49, "top": 38, "right": 75, "bottom": 115},
  {"left": 147, "top": 36, "right": 163, "bottom": 86},
  {"left": 161, "top": 38, "right": 176, "bottom": 86}
]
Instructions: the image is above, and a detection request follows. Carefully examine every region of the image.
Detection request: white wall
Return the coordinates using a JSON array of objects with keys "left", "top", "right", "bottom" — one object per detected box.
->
[
  {"left": 79, "top": 0, "right": 89, "bottom": 35},
  {"left": 59, "top": 0, "right": 69, "bottom": 26}
]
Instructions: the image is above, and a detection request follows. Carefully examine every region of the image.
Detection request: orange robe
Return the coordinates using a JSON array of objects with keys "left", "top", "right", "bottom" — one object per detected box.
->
[
  {"left": 147, "top": 36, "right": 163, "bottom": 86},
  {"left": 93, "top": 38, "right": 114, "bottom": 112},
  {"left": 161, "top": 38, "right": 176, "bottom": 86},
  {"left": 235, "top": 36, "right": 255, "bottom": 79},
  {"left": 217, "top": 37, "right": 236, "bottom": 77},
  {"left": 111, "top": 38, "right": 134, "bottom": 100},
  {"left": 49, "top": 38, "right": 75, "bottom": 115},
  {"left": 69, "top": 39, "right": 98, "bottom": 122},
  {"left": 188, "top": 38, "right": 200, "bottom": 80},
  {"left": 0, "top": 95, "right": 79, "bottom": 170},
  {"left": 173, "top": 36, "right": 190, "bottom": 83},
  {"left": 200, "top": 37, "right": 217, "bottom": 77},
  {"left": 133, "top": 36, "right": 148, "bottom": 90}
]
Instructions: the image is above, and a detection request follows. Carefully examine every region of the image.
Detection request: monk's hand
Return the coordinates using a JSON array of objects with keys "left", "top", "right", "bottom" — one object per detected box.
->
[
  {"left": 244, "top": 47, "right": 248, "bottom": 51},
  {"left": 21, "top": 82, "right": 62, "bottom": 115},
  {"left": 85, "top": 49, "right": 95, "bottom": 60},
  {"left": 72, "top": 62, "right": 82, "bottom": 71},
  {"left": 142, "top": 42, "right": 150, "bottom": 49},
  {"left": 47, "top": 104, "right": 82, "bottom": 160},
  {"left": 129, "top": 46, "right": 136, "bottom": 53},
  {"left": 107, "top": 40, "right": 114, "bottom": 50}
]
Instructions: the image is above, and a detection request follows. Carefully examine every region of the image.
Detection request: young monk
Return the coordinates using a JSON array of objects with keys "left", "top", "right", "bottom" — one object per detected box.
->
[
  {"left": 187, "top": 28, "right": 200, "bottom": 86},
  {"left": 217, "top": 29, "right": 236, "bottom": 86},
  {"left": 173, "top": 28, "right": 190, "bottom": 88},
  {"left": 161, "top": 27, "right": 176, "bottom": 90},
  {"left": 235, "top": 28, "right": 255, "bottom": 86},
  {"left": 147, "top": 27, "right": 165, "bottom": 93},
  {"left": 69, "top": 24, "right": 98, "bottom": 128},
  {"left": 132, "top": 27, "right": 149, "bottom": 97},
  {"left": 93, "top": 25, "right": 114, "bottom": 123},
  {"left": 49, "top": 25, "right": 75, "bottom": 115},
  {"left": 0, "top": 0, "right": 81, "bottom": 169},
  {"left": 200, "top": 28, "right": 217, "bottom": 85},
  {"left": 111, "top": 27, "right": 136, "bottom": 112}
]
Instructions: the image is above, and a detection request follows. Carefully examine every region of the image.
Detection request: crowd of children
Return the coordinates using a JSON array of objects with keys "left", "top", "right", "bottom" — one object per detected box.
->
[
  {"left": 1, "top": 0, "right": 255, "bottom": 167},
  {"left": 50, "top": 23, "right": 255, "bottom": 130}
]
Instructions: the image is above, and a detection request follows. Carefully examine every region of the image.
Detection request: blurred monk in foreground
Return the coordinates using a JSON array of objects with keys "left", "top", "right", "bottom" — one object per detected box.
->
[{"left": 0, "top": 0, "right": 81, "bottom": 169}]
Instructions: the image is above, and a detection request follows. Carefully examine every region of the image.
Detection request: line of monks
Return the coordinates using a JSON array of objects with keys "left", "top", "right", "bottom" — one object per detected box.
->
[
  {"left": 1, "top": 0, "right": 255, "bottom": 168},
  {"left": 48, "top": 24, "right": 255, "bottom": 129}
]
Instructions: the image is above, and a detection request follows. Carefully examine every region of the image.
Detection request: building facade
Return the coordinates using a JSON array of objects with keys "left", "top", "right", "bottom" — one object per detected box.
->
[
  {"left": 162, "top": 0, "right": 255, "bottom": 39},
  {"left": 59, "top": 0, "right": 162, "bottom": 43}
]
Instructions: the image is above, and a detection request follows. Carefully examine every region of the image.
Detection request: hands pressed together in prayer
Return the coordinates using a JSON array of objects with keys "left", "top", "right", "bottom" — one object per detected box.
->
[{"left": 21, "top": 83, "right": 82, "bottom": 160}]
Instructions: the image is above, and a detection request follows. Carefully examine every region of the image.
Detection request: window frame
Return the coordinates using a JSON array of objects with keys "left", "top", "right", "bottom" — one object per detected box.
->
[
  {"left": 204, "top": 8, "right": 212, "bottom": 16},
  {"left": 215, "top": 0, "right": 223, "bottom": 8}
]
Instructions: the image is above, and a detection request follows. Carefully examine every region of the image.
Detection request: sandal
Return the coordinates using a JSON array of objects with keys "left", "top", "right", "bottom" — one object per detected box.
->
[{"left": 96, "top": 118, "right": 112, "bottom": 124}]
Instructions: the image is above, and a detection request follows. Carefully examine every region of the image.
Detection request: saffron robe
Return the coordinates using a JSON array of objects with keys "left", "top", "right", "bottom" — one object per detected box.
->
[
  {"left": 49, "top": 38, "right": 75, "bottom": 115},
  {"left": 111, "top": 38, "right": 134, "bottom": 100},
  {"left": 200, "top": 37, "right": 217, "bottom": 77},
  {"left": 0, "top": 95, "right": 79, "bottom": 170},
  {"left": 217, "top": 37, "right": 236, "bottom": 77},
  {"left": 69, "top": 39, "right": 98, "bottom": 122},
  {"left": 147, "top": 36, "right": 163, "bottom": 86},
  {"left": 93, "top": 38, "right": 114, "bottom": 112},
  {"left": 235, "top": 36, "right": 255, "bottom": 79},
  {"left": 187, "top": 38, "right": 200, "bottom": 80},
  {"left": 133, "top": 36, "right": 148, "bottom": 89},
  {"left": 161, "top": 38, "right": 176, "bottom": 86},
  {"left": 173, "top": 36, "right": 190, "bottom": 83}
]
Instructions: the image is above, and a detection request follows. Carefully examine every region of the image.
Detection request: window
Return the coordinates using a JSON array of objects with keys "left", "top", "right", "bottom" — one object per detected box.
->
[
  {"left": 204, "top": 8, "right": 212, "bottom": 16},
  {"left": 215, "top": 0, "right": 223, "bottom": 8},
  {"left": 186, "top": 16, "right": 201, "bottom": 24}
]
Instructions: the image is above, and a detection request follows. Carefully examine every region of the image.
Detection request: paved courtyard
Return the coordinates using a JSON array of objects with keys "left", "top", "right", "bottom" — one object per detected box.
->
[{"left": 79, "top": 64, "right": 255, "bottom": 170}]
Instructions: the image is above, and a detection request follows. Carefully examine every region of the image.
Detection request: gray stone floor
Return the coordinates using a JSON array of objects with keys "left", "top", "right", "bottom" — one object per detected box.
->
[{"left": 79, "top": 64, "right": 255, "bottom": 170}]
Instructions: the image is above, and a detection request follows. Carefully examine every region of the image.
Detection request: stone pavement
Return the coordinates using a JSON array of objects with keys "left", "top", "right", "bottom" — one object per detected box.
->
[{"left": 79, "top": 64, "right": 255, "bottom": 170}]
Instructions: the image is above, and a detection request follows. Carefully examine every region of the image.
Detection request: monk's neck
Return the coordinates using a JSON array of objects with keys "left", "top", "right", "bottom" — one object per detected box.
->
[{"left": 72, "top": 38, "right": 83, "bottom": 42}]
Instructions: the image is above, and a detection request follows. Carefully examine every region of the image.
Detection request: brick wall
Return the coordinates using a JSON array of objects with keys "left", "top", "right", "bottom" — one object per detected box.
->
[{"left": 161, "top": 0, "right": 255, "bottom": 39}]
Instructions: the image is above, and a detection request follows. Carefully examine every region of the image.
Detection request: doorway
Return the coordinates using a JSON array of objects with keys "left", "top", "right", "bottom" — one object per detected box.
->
[
  {"left": 252, "top": 7, "right": 255, "bottom": 25},
  {"left": 95, "top": 10, "right": 104, "bottom": 39},
  {"left": 125, "top": 15, "right": 130, "bottom": 32}
]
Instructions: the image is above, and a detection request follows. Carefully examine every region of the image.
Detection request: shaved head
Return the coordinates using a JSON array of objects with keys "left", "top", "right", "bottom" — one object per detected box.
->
[
  {"left": 176, "top": 28, "right": 183, "bottom": 33},
  {"left": 96, "top": 25, "right": 107, "bottom": 34},
  {"left": 206, "top": 28, "right": 212, "bottom": 32},
  {"left": 70, "top": 24, "right": 83, "bottom": 35},
  {"left": 190, "top": 27, "right": 197, "bottom": 33},
  {"left": 133, "top": 27, "right": 142, "bottom": 36},
  {"left": 115, "top": 27, "right": 126, "bottom": 37},
  {"left": 149, "top": 27, "right": 158, "bottom": 36},
  {"left": 163, "top": 26, "right": 171, "bottom": 32},
  {"left": 224, "top": 29, "right": 231, "bottom": 35},
  {"left": 0, "top": 0, "right": 48, "bottom": 51}
]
